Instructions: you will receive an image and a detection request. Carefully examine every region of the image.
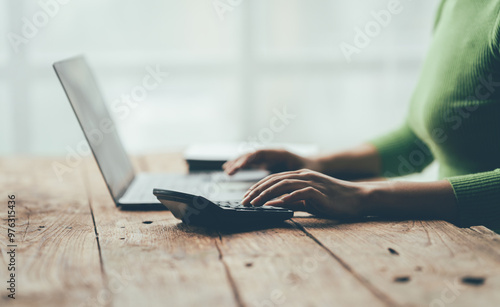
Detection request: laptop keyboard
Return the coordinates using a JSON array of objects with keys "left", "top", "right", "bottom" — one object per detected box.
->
[
  {"left": 124, "top": 173, "right": 224, "bottom": 203},
  {"left": 137, "top": 175, "right": 201, "bottom": 201},
  {"left": 123, "top": 172, "right": 266, "bottom": 205}
]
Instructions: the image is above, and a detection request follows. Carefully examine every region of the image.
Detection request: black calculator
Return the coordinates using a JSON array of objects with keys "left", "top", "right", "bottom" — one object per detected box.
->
[{"left": 153, "top": 189, "right": 293, "bottom": 226}]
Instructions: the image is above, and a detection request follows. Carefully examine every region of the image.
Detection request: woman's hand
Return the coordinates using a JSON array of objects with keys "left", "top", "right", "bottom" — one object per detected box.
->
[
  {"left": 241, "top": 169, "right": 369, "bottom": 219},
  {"left": 241, "top": 169, "right": 460, "bottom": 223},
  {"left": 223, "top": 149, "right": 319, "bottom": 175}
]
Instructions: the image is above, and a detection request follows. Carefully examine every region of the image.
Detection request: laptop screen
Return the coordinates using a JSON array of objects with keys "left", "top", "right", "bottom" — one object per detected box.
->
[{"left": 53, "top": 56, "right": 134, "bottom": 202}]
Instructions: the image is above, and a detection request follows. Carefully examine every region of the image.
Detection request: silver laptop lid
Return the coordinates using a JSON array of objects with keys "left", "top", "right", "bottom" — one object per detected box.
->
[{"left": 53, "top": 56, "right": 134, "bottom": 203}]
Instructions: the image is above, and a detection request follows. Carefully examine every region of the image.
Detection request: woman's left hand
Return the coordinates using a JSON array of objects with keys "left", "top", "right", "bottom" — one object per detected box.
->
[{"left": 241, "top": 169, "right": 369, "bottom": 218}]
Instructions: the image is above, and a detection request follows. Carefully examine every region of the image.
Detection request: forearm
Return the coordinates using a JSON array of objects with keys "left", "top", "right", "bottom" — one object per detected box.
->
[
  {"left": 310, "top": 143, "right": 381, "bottom": 179},
  {"left": 361, "top": 180, "right": 458, "bottom": 222}
]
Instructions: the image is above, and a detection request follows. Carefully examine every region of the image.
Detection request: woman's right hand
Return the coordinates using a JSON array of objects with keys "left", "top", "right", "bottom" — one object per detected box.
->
[{"left": 223, "top": 149, "right": 319, "bottom": 175}]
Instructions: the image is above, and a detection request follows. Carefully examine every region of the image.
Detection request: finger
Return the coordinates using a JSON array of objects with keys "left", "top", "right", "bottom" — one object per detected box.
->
[
  {"left": 280, "top": 187, "right": 327, "bottom": 215},
  {"left": 225, "top": 156, "right": 247, "bottom": 175},
  {"left": 223, "top": 158, "right": 239, "bottom": 173},
  {"left": 226, "top": 152, "right": 260, "bottom": 175},
  {"left": 243, "top": 170, "right": 313, "bottom": 202},
  {"left": 243, "top": 172, "right": 302, "bottom": 202},
  {"left": 224, "top": 158, "right": 240, "bottom": 175},
  {"left": 245, "top": 179, "right": 311, "bottom": 207},
  {"left": 222, "top": 161, "right": 232, "bottom": 170},
  {"left": 243, "top": 161, "right": 298, "bottom": 198},
  {"left": 247, "top": 169, "right": 309, "bottom": 192},
  {"left": 281, "top": 186, "right": 325, "bottom": 204},
  {"left": 243, "top": 171, "right": 308, "bottom": 200},
  {"left": 244, "top": 172, "right": 291, "bottom": 197}
]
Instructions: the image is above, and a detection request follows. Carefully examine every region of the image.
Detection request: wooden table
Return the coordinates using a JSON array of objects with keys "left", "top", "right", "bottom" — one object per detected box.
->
[{"left": 1, "top": 153, "right": 500, "bottom": 307}]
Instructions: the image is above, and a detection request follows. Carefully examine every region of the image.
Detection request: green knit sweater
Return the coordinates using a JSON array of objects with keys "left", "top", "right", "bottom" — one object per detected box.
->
[{"left": 369, "top": 0, "right": 500, "bottom": 230}]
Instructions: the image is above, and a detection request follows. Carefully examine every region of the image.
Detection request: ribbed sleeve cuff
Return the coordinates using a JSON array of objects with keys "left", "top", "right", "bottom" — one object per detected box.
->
[
  {"left": 368, "top": 124, "right": 433, "bottom": 177},
  {"left": 446, "top": 169, "right": 500, "bottom": 229}
]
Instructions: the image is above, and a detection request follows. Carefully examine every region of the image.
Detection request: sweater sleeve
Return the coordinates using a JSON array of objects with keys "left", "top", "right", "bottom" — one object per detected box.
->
[
  {"left": 368, "top": 122, "right": 435, "bottom": 177},
  {"left": 446, "top": 169, "right": 500, "bottom": 230}
]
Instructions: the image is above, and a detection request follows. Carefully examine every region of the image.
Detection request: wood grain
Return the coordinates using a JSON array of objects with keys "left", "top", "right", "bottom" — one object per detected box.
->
[
  {"left": 293, "top": 218, "right": 500, "bottom": 307},
  {"left": 83, "top": 156, "right": 238, "bottom": 307},
  {"left": 141, "top": 154, "right": 388, "bottom": 307},
  {"left": 216, "top": 222, "right": 387, "bottom": 307},
  {"left": 3, "top": 153, "right": 500, "bottom": 307},
  {"left": 0, "top": 157, "right": 104, "bottom": 306}
]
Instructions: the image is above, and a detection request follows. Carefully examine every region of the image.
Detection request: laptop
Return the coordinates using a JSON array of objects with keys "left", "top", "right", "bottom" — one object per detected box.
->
[{"left": 52, "top": 56, "right": 293, "bottom": 224}]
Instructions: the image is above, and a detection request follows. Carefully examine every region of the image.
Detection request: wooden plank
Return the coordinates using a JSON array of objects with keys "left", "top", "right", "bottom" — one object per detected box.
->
[
  {"left": 0, "top": 157, "right": 104, "bottom": 306},
  {"left": 83, "top": 156, "right": 238, "bottom": 307},
  {"left": 216, "top": 222, "right": 388, "bottom": 307},
  {"left": 293, "top": 218, "right": 500, "bottom": 306},
  {"left": 140, "top": 153, "right": 388, "bottom": 306},
  {"left": 6, "top": 153, "right": 499, "bottom": 306}
]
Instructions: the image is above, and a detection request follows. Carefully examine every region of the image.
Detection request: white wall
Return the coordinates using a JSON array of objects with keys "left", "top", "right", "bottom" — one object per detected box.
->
[{"left": 0, "top": 0, "right": 439, "bottom": 156}]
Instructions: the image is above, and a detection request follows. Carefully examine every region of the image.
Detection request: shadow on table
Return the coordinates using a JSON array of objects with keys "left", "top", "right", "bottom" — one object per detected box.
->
[
  {"left": 170, "top": 220, "right": 295, "bottom": 236},
  {"left": 169, "top": 213, "right": 426, "bottom": 235}
]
